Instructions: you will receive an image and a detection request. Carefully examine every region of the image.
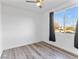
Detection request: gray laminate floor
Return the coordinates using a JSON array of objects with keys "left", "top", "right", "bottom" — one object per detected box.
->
[{"left": 1, "top": 41, "right": 78, "bottom": 59}]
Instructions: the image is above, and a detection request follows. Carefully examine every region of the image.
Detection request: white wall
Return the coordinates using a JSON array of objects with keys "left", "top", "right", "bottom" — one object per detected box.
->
[
  {"left": 2, "top": 4, "right": 43, "bottom": 50},
  {"left": 42, "top": 12, "right": 78, "bottom": 55},
  {"left": 41, "top": 12, "right": 49, "bottom": 41},
  {"left": 0, "top": 2, "right": 2, "bottom": 57}
]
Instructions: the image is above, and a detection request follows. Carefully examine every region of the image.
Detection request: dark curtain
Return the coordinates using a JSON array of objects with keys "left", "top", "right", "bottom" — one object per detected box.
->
[
  {"left": 49, "top": 12, "right": 56, "bottom": 42},
  {"left": 74, "top": 21, "right": 78, "bottom": 49}
]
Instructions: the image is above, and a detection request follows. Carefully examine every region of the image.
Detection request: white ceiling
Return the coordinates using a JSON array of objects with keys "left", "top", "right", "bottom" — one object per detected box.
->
[{"left": 2, "top": 0, "right": 77, "bottom": 13}]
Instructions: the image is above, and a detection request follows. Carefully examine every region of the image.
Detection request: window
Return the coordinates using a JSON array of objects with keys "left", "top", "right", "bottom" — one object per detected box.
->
[
  {"left": 65, "top": 7, "right": 78, "bottom": 33},
  {"left": 54, "top": 7, "right": 78, "bottom": 33}
]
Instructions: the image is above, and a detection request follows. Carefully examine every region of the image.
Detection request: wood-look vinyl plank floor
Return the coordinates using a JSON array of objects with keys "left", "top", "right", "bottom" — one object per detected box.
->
[{"left": 1, "top": 41, "right": 78, "bottom": 59}]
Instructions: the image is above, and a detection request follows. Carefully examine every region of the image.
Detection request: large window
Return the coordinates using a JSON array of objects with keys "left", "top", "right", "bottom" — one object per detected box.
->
[{"left": 54, "top": 7, "right": 78, "bottom": 33}]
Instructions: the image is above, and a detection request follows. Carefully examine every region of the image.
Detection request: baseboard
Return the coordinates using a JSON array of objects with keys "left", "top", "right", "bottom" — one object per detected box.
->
[
  {"left": 0, "top": 51, "right": 2, "bottom": 58},
  {"left": 3, "top": 40, "right": 42, "bottom": 50},
  {"left": 43, "top": 41, "right": 78, "bottom": 57}
]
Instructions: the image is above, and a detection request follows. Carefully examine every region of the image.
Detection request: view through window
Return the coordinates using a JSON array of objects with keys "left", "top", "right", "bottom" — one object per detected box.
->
[{"left": 54, "top": 7, "right": 78, "bottom": 33}]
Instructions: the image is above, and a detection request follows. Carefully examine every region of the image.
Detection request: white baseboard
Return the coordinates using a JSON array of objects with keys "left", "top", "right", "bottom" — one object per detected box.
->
[
  {"left": 44, "top": 41, "right": 78, "bottom": 55},
  {"left": 0, "top": 51, "right": 2, "bottom": 57},
  {"left": 3, "top": 40, "right": 42, "bottom": 50}
]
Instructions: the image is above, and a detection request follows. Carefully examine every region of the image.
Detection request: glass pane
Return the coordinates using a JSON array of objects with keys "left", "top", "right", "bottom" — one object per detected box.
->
[
  {"left": 65, "top": 7, "right": 78, "bottom": 33},
  {"left": 54, "top": 7, "right": 78, "bottom": 33},
  {"left": 54, "top": 11, "right": 64, "bottom": 32}
]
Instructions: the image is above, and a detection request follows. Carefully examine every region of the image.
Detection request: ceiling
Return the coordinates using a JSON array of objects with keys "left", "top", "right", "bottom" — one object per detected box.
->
[{"left": 2, "top": 0, "right": 78, "bottom": 13}]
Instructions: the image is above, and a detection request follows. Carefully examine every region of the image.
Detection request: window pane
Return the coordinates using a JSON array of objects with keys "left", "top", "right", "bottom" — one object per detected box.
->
[
  {"left": 65, "top": 7, "right": 78, "bottom": 33},
  {"left": 54, "top": 7, "right": 78, "bottom": 33},
  {"left": 54, "top": 11, "right": 64, "bottom": 32}
]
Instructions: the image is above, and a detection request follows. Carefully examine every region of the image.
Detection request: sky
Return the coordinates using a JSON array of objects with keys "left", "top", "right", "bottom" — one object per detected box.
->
[{"left": 54, "top": 6, "right": 78, "bottom": 27}]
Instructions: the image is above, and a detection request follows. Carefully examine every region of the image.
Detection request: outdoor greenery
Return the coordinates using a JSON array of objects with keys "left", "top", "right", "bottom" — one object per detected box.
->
[
  {"left": 65, "top": 26, "right": 75, "bottom": 31},
  {"left": 54, "top": 21, "right": 76, "bottom": 32}
]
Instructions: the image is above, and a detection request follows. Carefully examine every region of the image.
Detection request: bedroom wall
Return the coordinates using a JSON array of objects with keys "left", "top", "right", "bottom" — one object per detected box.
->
[
  {"left": 42, "top": 12, "right": 78, "bottom": 55},
  {"left": 2, "top": 3, "right": 43, "bottom": 50},
  {"left": 0, "top": 2, "right": 2, "bottom": 57}
]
